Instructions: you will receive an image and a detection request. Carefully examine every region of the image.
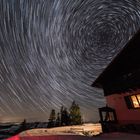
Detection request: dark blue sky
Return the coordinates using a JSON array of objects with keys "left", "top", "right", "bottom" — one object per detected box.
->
[{"left": 0, "top": 0, "right": 140, "bottom": 122}]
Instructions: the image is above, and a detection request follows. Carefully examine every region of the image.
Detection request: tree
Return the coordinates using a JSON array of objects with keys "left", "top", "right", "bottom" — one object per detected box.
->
[
  {"left": 69, "top": 101, "right": 82, "bottom": 125},
  {"left": 63, "top": 108, "right": 70, "bottom": 126},
  {"left": 60, "top": 105, "right": 64, "bottom": 126},
  {"left": 48, "top": 109, "right": 56, "bottom": 128},
  {"left": 60, "top": 106, "right": 70, "bottom": 126},
  {"left": 55, "top": 112, "right": 61, "bottom": 127}
]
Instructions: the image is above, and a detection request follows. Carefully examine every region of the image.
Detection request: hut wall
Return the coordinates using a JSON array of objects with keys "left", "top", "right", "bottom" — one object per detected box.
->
[{"left": 106, "top": 91, "right": 140, "bottom": 124}]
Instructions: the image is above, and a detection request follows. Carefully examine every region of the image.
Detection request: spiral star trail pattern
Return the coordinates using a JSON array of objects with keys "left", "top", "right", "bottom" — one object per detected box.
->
[{"left": 0, "top": 0, "right": 140, "bottom": 122}]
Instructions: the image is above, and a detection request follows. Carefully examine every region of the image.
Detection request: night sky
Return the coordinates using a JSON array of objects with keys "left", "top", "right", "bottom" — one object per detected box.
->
[{"left": 0, "top": 0, "right": 140, "bottom": 122}]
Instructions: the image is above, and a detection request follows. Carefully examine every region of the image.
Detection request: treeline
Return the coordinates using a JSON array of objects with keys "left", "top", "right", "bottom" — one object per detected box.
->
[{"left": 47, "top": 101, "right": 82, "bottom": 128}]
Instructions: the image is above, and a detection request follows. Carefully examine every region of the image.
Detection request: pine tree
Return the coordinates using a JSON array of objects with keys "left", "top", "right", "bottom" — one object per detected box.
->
[
  {"left": 60, "top": 105, "right": 64, "bottom": 126},
  {"left": 60, "top": 106, "right": 70, "bottom": 126},
  {"left": 48, "top": 109, "right": 56, "bottom": 128},
  {"left": 55, "top": 112, "right": 61, "bottom": 127},
  {"left": 63, "top": 108, "right": 70, "bottom": 126},
  {"left": 69, "top": 101, "right": 82, "bottom": 125}
]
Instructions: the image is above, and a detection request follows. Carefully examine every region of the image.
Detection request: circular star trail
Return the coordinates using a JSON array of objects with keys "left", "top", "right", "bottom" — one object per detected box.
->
[{"left": 0, "top": 0, "right": 140, "bottom": 122}]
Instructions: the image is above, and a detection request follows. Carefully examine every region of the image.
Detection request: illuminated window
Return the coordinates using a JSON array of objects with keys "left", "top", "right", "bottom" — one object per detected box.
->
[
  {"left": 124, "top": 94, "right": 140, "bottom": 109},
  {"left": 131, "top": 95, "right": 140, "bottom": 108}
]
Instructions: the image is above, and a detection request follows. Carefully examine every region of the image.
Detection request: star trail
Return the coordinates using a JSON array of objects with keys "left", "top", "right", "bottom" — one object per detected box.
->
[{"left": 0, "top": 0, "right": 140, "bottom": 122}]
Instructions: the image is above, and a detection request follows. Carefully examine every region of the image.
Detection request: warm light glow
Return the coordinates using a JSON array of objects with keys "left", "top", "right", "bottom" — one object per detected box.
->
[
  {"left": 137, "top": 94, "right": 140, "bottom": 103},
  {"left": 131, "top": 94, "right": 140, "bottom": 108},
  {"left": 7, "top": 135, "right": 20, "bottom": 140}
]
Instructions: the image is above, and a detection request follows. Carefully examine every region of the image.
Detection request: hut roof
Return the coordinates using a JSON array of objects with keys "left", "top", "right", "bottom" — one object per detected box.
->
[{"left": 92, "top": 29, "right": 140, "bottom": 95}]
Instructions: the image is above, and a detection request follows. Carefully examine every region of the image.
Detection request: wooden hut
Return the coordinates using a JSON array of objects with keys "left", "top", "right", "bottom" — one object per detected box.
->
[{"left": 92, "top": 30, "right": 140, "bottom": 133}]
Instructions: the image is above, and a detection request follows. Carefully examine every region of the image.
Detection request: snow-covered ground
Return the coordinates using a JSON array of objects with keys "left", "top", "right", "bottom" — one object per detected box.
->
[
  {"left": 17, "top": 123, "right": 140, "bottom": 140},
  {"left": 20, "top": 123, "right": 102, "bottom": 136}
]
